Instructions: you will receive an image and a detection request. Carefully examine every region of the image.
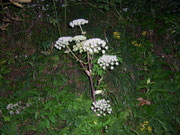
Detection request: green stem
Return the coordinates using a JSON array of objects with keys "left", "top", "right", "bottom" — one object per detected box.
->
[
  {"left": 53, "top": 0, "right": 61, "bottom": 36},
  {"left": 64, "top": 0, "right": 67, "bottom": 34},
  {"left": 130, "top": 128, "right": 140, "bottom": 135},
  {"left": 79, "top": 25, "right": 85, "bottom": 35}
]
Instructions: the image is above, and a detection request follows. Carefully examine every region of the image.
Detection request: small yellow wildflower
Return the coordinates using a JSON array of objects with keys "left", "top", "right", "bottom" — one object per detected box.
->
[
  {"left": 131, "top": 41, "right": 142, "bottom": 47},
  {"left": 140, "top": 126, "right": 145, "bottom": 131},
  {"left": 138, "top": 43, "right": 142, "bottom": 47},
  {"left": 113, "top": 32, "right": 120, "bottom": 39},
  {"left": 134, "top": 43, "right": 139, "bottom": 47},
  {"left": 142, "top": 31, "right": 147, "bottom": 36},
  {"left": 131, "top": 40, "right": 137, "bottom": 45},
  {"left": 147, "top": 126, "right": 152, "bottom": 132},
  {"left": 144, "top": 121, "right": 149, "bottom": 125},
  {"left": 134, "top": 43, "right": 142, "bottom": 47}
]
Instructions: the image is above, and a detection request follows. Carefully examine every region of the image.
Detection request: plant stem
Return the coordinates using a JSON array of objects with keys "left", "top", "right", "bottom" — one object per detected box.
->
[
  {"left": 79, "top": 25, "right": 85, "bottom": 35},
  {"left": 87, "top": 52, "right": 96, "bottom": 102},
  {"left": 64, "top": 0, "right": 67, "bottom": 34},
  {"left": 0, "top": 0, "right": 5, "bottom": 47},
  {"left": 65, "top": 45, "right": 95, "bottom": 102},
  {"left": 53, "top": 0, "right": 61, "bottom": 36},
  {"left": 66, "top": 45, "right": 90, "bottom": 76}
]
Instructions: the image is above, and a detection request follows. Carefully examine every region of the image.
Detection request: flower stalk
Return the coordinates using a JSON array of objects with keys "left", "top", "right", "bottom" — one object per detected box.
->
[
  {"left": 66, "top": 45, "right": 90, "bottom": 77},
  {"left": 87, "top": 52, "right": 96, "bottom": 102}
]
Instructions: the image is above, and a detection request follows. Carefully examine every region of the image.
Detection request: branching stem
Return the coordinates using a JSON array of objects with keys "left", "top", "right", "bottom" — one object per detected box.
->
[
  {"left": 66, "top": 45, "right": 90, "bottom": 77},
  {"left": 65, "top": 45, "right": 96, "bottom": 102}
]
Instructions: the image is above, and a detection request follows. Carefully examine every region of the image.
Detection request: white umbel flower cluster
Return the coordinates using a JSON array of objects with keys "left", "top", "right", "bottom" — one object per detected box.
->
[
  {"left": 55, "top": 36, "right": 73, "bottom": 50},
  {"left": 91, "top": 99, "right": 112, "bottom": 117},
  {"left": 82, "top": 38, "right": 108, "bottom": 54},
  {"left": 73, "top": 35, "right": 87, "bottom": 43},
  {"left": 6, "top": 101, "right": 30, "bottom": 115},
  {"left": 69, "top": 19, "right": 88, "bottom": 27},
  {"left": 98, "top": 55, "right": 119, "bottom": 70}
]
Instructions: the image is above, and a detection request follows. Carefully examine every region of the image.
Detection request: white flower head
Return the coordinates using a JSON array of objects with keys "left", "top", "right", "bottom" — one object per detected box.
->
[
  {"left": 6, "top": 103, "right": 13, "bottom": 110},
  {"left": 73, "top": 35, "right": 87, "bottom": 43},
  {"left": 98, "top": 55, "right": 119, "bottom": 70},
  {"left": 69, "top": 19, "right": 88, "bottom": 27},
  {"left": 6, "top": 101, "right": 30, "bottom": 115},
  {"left": 91, "top": 99, "right": 112, "bottom": 117},
  {"left": 55, "top": 36, "right": 73, "bottom": 50},
  {"left": 82, "top": 38, "right": 107, "bottom": 54}
]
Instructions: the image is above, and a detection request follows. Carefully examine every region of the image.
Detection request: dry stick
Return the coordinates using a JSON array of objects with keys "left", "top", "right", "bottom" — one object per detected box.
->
[{"left": 87, "top": 52, "right": 96, "bottom": 102}]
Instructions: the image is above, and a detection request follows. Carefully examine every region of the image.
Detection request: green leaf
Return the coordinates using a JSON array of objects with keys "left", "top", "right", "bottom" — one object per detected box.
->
[
  {"left": 48, "top": 115, "right": 56, "bottom": 124},
  {"left": 0, "top": 59, "right": 6, "bottom": 65},
  {"left": 35, "top": 112, "right": 39, "bottom": 119},
  {"left": 45, "top": 119, "right": 50, "bottom": 129},
  {"left": 4, "top": 116, "right": 10, "bottom": 122}
]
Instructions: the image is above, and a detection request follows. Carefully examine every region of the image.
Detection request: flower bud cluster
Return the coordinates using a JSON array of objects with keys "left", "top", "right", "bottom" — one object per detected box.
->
[
  {"left": 6, "top": 101, "right": 30, "bottom": 115},
  {"left": 69, "top": 19, "right": 88, "bottom": 27},
  {"left": 91, "top": 99, "right": 112, "bottom": 117},
  {"left": 97, "top": 55, "right": 119, "bottom": 70},
  {"left": 82, "top": 38, "right": 108, "bottom": 54},
  {"left": 55, "top": 36, "right": 73, "bottom": 50}
]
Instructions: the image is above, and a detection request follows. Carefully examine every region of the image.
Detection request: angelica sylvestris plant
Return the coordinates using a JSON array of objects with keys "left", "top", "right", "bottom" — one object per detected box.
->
[{"left": 54, "top": 18, "right": 121, "bottom": 116}]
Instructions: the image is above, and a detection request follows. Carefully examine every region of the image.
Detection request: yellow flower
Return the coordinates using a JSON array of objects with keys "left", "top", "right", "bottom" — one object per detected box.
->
[
  {"left": 147, "top": 126, "right": 152, "bottom": 132},
  {"left": 132, "top": 41, "right": 142, "bottom": 47},
  {"left": 144, "top": 121, "right": 149, "bottom": 125},
  {"left": 140, "top": 126, "right": 145, "bottom": 131},
  {"left": 138, "top": 43, "right": 142, "bottom": 47},
  {"left": 142, "top": 31, "right": 147, "bottom": 36},
  {"left": 131, "top": 40, "right": 137, "bottom": 45},
  {"left": 134, "top": 43, "right": 139, "bottom": 47},
  {"left": 113, "top": 32, "right": 120, "bottom": 39}
]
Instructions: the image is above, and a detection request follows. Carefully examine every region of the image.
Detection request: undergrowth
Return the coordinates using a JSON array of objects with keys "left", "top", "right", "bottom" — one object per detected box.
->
[{"left": 0, "top": 0, "right": 180, "bottom": 134}]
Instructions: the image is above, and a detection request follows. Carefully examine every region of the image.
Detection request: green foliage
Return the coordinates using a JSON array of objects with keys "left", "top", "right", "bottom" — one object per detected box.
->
[{"left": 0, "top": 0, "right": 179, "bottom": 134}]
